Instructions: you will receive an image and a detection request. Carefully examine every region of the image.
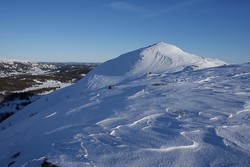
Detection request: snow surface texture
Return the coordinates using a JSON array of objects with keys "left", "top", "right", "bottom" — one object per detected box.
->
[{"left": 1, "top": 42, "right": 250, "bottom": 167}]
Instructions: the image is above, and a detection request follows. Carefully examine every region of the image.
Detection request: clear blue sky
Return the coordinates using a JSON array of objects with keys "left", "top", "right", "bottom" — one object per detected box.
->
[{"left": 0, "top": 0, "right": 249, "bottom": 63}]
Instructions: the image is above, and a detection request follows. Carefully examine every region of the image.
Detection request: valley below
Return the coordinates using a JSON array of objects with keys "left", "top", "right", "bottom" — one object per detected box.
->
[{"left": 0, "top": 60, "right": 98, "bottom": 123}]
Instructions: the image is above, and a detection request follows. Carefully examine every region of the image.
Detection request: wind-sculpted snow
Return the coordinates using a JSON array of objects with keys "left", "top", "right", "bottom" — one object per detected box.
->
[{"left": 0, "top": 43, "right": 249, "bottom": 167}]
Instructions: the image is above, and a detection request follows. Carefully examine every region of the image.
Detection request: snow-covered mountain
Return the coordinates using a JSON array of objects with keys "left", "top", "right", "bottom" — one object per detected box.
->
[
  {"left": 1, "top": 42, "right": 249, "bottom": 167},
  {"left": 79, "top": 42, "right": 226, "bottom": 90},
  {"left": 0, "top": 59, "right": 57, "bottom": 77}
]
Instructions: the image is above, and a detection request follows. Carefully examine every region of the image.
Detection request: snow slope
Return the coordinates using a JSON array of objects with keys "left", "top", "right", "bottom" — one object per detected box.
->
[{"left": 1, "top": 42, "right": 250, "bottom": 167}]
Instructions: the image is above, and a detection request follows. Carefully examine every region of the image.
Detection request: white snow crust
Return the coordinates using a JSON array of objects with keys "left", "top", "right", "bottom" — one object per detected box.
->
[{"left": 1, "top": 42, "right": 249, "bottom": 167}]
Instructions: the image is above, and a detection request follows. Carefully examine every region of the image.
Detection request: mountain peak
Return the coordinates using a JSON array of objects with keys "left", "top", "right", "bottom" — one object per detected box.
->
[
  {"left": 150, "top": 41, "right": 173, "bottom": 46},
  {"left": 78, "top": 42, "right": 226, "bottom": 90},
  {"left": 147, "top": 41, "right": 182, "bottom": 51},
  {"left": 143, "top": 42, "right": 186, "bottom": 57}
]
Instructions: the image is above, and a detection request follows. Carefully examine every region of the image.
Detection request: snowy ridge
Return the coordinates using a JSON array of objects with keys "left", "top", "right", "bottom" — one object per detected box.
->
[
  {"left": 0, "top": 59, "right": 57, "bottom": 77},
  {"left": 0, "top": 58, "right": 30, "bottom": 63},
  {"left": 79, "top": 42, "right": 226, "bottom": 90},
  {"left": 1, "top": 43, "right": 249, "bottom": 167}
]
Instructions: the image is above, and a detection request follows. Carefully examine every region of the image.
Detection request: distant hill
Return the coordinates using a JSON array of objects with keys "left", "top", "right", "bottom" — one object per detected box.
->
[
  {"left": 0, "top": 59, "right": 98, "bottom": 122},
  {"left": 0, "top": 59, "right": 98, "bottom": 94},
  {"left": 0, "top": 59, "right": 98, "bottom": 77}
]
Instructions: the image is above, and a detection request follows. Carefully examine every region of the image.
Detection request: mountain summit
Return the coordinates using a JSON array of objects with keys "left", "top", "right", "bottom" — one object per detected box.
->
[{"left": 79, "top": 42, "right": 226, "bottom": 90}]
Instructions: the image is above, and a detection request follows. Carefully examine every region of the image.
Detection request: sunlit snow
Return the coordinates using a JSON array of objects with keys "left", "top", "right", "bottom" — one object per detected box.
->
[{"left": 0, "top": 42, "right": 249, "bottom": 167}]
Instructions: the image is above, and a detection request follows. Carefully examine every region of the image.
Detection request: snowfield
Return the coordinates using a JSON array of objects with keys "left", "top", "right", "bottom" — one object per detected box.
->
[
  {"left": 0, "top": 42, "right": 250, "bottom": 167},
  {"left": 15, "top": 80, "right": 72, "bottom": 95}
]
